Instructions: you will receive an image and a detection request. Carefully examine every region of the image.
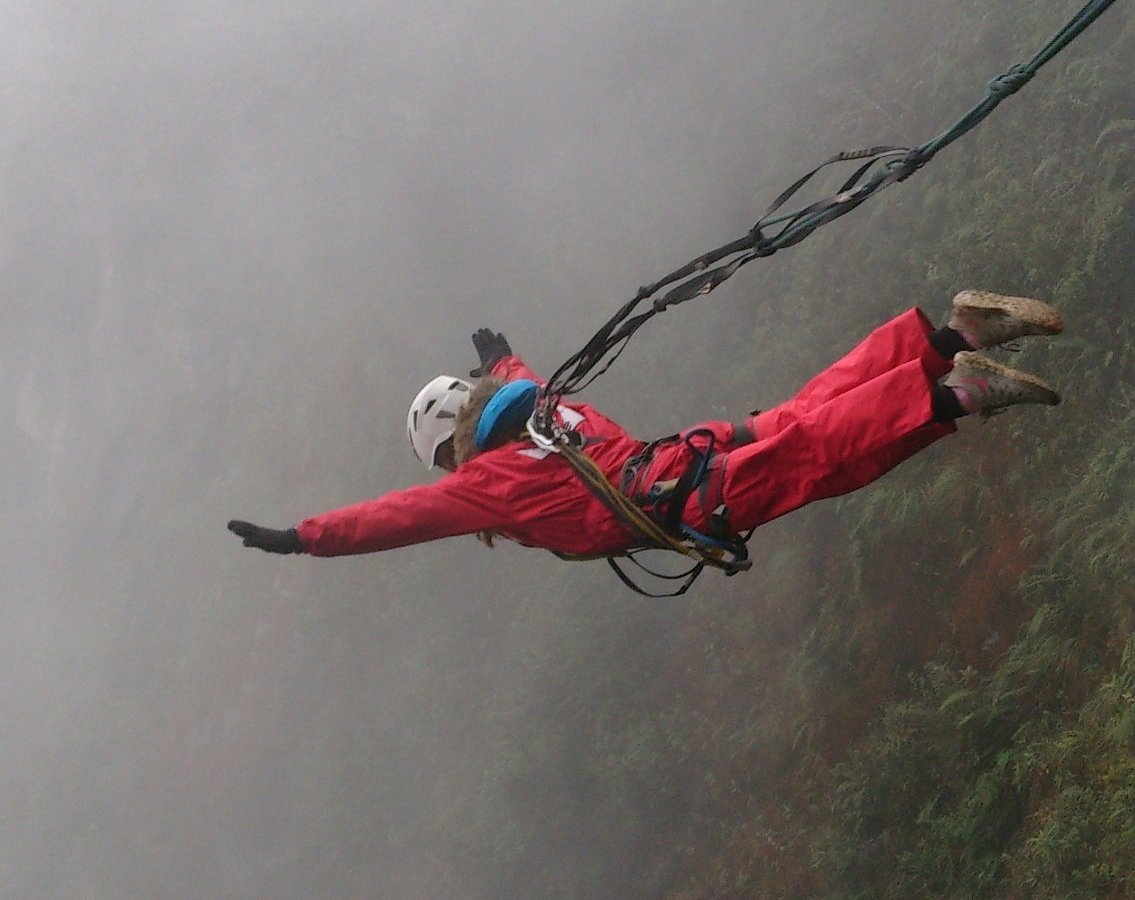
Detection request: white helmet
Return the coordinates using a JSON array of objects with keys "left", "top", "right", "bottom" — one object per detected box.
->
[{"left": 407, "top": 376, "right": 472, "bottom": 468}]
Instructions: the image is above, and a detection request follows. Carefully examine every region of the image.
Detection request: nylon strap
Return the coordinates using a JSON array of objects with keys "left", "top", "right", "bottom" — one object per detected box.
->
[
  {"left": 534, "top": 0, "right": 1120, "bottom": 423},
  {"left": 554, "top": 439, "right": 749, "bottom": 577},
  {"left": 526, "top": 0, "right": 1118, "bottom": 591}
]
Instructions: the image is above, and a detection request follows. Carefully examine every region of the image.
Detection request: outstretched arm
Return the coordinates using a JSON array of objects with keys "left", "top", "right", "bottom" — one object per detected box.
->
[
  {"left": 228, "top": 471, "right": 519, "bottom": 557},
  {"left": 230, "top": 328, "right": 536, "bottom": 558}
]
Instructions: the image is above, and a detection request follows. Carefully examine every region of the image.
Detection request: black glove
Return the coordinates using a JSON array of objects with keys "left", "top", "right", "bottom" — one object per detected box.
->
[
  {"left": 227, "top": 520, "right": 304, "bottom": 554},
  {"left": 469, "top": 328, "right": 512, "bottom": 378}
]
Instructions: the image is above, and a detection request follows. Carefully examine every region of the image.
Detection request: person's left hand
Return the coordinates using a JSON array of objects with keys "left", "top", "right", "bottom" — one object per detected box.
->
[
  {"left": 470, "top": 328, "right": 512, "bottom": 377},
  {"left": 227, "top": 520, "right": 304, "bottom": 554}
]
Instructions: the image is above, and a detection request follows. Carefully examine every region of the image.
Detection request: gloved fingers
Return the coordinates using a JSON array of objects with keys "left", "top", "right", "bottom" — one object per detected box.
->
[
  {"left": 228, "top": 520, "right": 259, "bottom": 541},
  {"left": 227, "top": 520, "right": 302, "bottom": 553},
  {"left": 472, "top": 328, "right": 509, "bottom": 346},
  {"left": 471, "top": 328, "right": 512, "bottom": 372}
]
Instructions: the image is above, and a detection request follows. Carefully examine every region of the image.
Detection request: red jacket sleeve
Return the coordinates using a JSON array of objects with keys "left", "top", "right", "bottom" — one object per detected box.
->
[
  {"left": 489, "top": 355, "right": 545, "bottom": 385},
  {"left": 296, "top": 466, "right": 516, "bottom": 556},
  {"left": 295, "top": 354, "right": 565, "bottom": 557}
]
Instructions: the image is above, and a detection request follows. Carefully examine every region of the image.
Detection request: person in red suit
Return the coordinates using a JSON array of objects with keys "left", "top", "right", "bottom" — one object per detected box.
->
[{"left": 229, "top": 291, "right": 1062, "bottom": 562}]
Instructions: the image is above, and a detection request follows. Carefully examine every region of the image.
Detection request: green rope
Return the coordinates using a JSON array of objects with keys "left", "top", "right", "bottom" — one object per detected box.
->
[
  {"left": 537, "top": 0, "right": 1121, "bottom": 416},
  {"left": 893, "top": 0, "right": 1120, "bottom": 171},
  {"left": 530, "top": 0, "right": 1120, "bottom": 594}
]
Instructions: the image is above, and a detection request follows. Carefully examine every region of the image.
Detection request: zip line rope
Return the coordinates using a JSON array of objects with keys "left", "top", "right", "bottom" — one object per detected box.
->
[
  {"left": 534, "top": 0, "right": 1121, "bottom": 431},
  {"left": 521, "top": 0, "right": 1119, "bottom": 594}
]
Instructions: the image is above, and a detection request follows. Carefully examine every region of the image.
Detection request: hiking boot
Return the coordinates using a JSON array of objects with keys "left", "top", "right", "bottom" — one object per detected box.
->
[
  {"left": 943, "top": 352, "right": 1061, "bottom": 417},
  {"left": 948, "top": 290, "right": 1064, "bottom": 349}
]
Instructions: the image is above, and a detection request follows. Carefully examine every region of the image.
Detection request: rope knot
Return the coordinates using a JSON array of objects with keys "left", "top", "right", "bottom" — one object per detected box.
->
[{"left": 988, "top": 63, "right": 1033, "bottom": 97}]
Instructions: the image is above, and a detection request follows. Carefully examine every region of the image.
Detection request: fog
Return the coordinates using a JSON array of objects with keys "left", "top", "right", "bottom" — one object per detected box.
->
[{"left": 0, "top": 1, "right": 1074, "bottom": 897}]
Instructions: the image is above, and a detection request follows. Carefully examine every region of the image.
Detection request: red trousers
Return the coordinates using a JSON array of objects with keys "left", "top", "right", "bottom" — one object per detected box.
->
[{"left": 715, "top": 307, "right": 955, "bottom": 532}]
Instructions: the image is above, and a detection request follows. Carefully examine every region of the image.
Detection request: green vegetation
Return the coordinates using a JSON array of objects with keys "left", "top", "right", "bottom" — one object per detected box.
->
[
  {"left": 19, "top": 2, "right": 1127, "bottom": 896},
  {"left": 418, "top": 2, "right": 1135, "bottom": 897}
]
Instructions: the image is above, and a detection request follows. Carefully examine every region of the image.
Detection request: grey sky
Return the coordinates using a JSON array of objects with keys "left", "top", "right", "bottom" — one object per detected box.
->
[
  {"left": 2, "top": 2, "right": 822, "bottom": 895},
  {"left": 0, "top": 0, "right": 1004, "bottom": 896}
]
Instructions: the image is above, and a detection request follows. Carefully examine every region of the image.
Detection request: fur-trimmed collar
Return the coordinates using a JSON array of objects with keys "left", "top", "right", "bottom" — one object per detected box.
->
[{"left": 453, "top": 377, "right": 504, "bottom": 465}]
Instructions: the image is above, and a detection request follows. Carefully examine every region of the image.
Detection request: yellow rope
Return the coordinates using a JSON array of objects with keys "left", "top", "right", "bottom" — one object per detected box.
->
[{"left": 556, "top": 440, "right": 743, "bottom": 574}]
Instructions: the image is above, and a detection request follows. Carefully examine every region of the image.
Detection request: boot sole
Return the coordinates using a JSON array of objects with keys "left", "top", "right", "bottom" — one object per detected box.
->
[
  {"left": 952, "top": 290, "right": 1064, "bottom": 335},
  {"left": 953, "top": 351, "right": 1062, "bottom": 405}
]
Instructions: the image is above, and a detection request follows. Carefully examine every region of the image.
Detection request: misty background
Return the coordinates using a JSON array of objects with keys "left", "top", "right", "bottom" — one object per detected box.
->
[
  {"left": 3, "top": 1, "right": 1131, "bottom": 897},
  {"left": 2, "top": 3, "right": 817, "bottom": 895}
]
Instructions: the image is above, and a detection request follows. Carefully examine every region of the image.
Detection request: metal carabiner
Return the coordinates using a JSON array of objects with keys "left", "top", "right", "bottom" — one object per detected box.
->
[{"left": 525, "top": 413, "right": 563, "bottom": 454}]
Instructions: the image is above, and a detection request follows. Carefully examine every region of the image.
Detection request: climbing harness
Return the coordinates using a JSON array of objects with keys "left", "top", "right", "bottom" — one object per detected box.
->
[
  {"left": 526, "top": 0, "right": 1119, "bottom": 594},
  {"left": 528, "top": 417, "right": 752, "bottom": 597}
]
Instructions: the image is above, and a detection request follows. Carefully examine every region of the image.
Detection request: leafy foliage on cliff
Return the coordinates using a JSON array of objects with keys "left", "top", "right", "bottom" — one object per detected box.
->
[{"left": 426, "top": 2, "right": 1135, "bottom": 897}]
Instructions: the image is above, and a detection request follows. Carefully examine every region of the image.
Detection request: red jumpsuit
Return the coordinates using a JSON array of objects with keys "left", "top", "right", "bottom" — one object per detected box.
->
[{"left": 296, "top": 308, "right": 955, "bottom": 557}]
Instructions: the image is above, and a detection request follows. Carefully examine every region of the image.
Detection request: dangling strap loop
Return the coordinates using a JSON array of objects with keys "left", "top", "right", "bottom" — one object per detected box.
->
[{"left": 528, "top": 414, "right": 751, "bottom": 595}]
